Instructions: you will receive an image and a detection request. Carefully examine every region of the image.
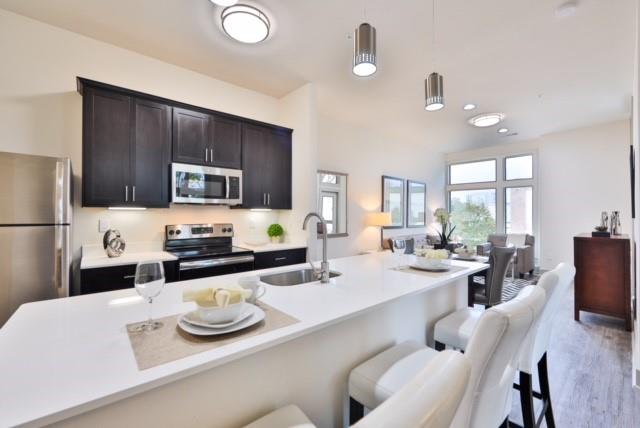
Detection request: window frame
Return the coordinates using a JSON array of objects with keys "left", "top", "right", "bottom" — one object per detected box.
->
[
  {"left": 448, "top": 158, "right": 498, "bottom": 186},
  {"left": 504, "top": 154, "right": 534, "bottom": 181},
  {"left": 448, "top": 187, "right": 499, "bottom": 238}
]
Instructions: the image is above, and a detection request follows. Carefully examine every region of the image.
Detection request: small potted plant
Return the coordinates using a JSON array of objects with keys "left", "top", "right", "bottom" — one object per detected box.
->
[
  {"left": 433, "top": 208, "right": 456, "bottom": 250},
  {"left": 267, "top": 223, "right": 284, "bottom": 244}
]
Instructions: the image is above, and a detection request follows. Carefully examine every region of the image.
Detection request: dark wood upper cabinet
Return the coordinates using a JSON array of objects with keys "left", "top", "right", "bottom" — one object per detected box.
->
[
  {"left": 211, "top": 115, "right": 242, "bottom": 169},
  {"left": 172, "top": 107, "right": 211, "bottom": 165},
  {"left": 242, "top": 123, "right": 292, "bottom": 209},
  {"left": 82, "top": 86, "right": 170, "bottom": 207},
  {"left": 82, "top": 87, "right": 132, "bottom": 206},
  {"left": 132, "top": 99, "right": 171, "bottom": 207}
]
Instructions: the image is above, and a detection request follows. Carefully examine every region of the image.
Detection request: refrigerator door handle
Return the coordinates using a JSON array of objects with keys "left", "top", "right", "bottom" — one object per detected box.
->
[{"left": 54, "top": 225, "right": 70, "bottom": 297}]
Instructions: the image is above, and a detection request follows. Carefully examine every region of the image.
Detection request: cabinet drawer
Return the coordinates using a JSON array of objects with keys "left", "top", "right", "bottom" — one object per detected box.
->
[
  {"left": 80, "top": 261, "right": 178, "bottom": 295},
  {"left": 254, "top": 248, "right": 307, "bottom": 270}
]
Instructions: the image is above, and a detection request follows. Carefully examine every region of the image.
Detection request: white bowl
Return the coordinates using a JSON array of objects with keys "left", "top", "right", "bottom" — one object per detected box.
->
[
  {"left": 196, "top": 300, "right": 247, "bottom": 324},
  {"left": 414, "top": 257, "right": 450, "bottom": 270}
]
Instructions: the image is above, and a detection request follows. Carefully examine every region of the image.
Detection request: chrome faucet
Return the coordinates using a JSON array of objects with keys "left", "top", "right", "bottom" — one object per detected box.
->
[{"left": 302, "top": 212, "right": 330, "bottom": 283}]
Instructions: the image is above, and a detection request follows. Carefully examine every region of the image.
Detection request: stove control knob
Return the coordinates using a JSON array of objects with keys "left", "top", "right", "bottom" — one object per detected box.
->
[
  {"left": 168, "top": 230, "right": 175, "bottom": 236},
  {"left": 176, "top": 229, "right": 182, "bottom": 235}
]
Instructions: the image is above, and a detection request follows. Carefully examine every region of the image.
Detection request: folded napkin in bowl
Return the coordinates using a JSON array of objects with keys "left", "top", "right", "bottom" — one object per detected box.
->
[{"left": 183, "top": 287, "right": 252, "bottom": 308}]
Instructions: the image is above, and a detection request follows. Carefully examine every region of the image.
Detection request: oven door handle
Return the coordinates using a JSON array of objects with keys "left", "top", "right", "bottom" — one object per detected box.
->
[{"left": 179, "top": 255, "right": 255, "bottom": 271}]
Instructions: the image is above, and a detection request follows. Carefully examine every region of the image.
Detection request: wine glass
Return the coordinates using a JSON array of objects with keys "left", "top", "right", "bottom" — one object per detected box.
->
[
  {"left": 392, "top": 239, "right": 407, "bottom": 268},
  {"left": 132, "top": 261, "right": 165, "bottom": 332}
]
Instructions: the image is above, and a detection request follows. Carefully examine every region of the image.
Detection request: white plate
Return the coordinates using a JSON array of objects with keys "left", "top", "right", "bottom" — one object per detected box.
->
[
  {"left": 409, "top": 264, "right": 451, "bottom": 273},
  {"left": 178, "top": 305, "right": 265, "bottom": 336},
  {"left": 182, "top": 308, "right": 253, "bottom": 329},
  {"left": 455, "top": 255, "right": 478, "bottom": 261}
]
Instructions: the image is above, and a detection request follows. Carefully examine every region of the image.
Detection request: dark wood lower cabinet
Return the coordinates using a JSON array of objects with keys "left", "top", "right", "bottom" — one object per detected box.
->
[
  {"left": 80, "top": 261, "right": 178, "bottom": 295},
  {"left": 254, "top": 248, "right": 307, "bottom": 270},
  {"left": 573, "top": 234, "right": 632, "bottom": 331}
]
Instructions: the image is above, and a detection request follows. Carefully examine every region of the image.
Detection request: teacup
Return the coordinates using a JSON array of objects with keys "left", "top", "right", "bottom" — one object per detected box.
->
[{"left": 238, "top": 276, "right": 266, "bottom": 304}]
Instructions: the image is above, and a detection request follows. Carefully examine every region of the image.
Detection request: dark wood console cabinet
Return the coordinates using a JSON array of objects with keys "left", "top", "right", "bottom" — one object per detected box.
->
[{"left": 573, "top": 234, "right": 632, "bottom": 331}]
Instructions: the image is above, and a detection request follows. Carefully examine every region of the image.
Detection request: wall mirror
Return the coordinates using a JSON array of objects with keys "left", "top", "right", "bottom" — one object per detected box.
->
[
  {"left": 407, "top": 180, "right": 427, "bottom": 227},
  {"left": 317, "top": 171, "right": 348, "bottom": 237},
  {"left": 382, "top": 175, "right": 405, "bottom": 228}
]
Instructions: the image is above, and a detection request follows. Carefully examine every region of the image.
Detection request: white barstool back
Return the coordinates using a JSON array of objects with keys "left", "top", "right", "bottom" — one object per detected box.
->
[
  {"left": 518, "top": 263, "right": 576, "bottom": 374},
  {"left": 352, "top": 350, "right": 471, "bottom": 428},
  {"left": 452, "top": 285, "right": 546, "bottom": 428}
]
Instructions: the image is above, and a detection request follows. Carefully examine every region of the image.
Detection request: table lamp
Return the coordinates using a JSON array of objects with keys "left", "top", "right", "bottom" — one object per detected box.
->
[{"left": 367, "top": 212, "right": 392, "bottom": 249}]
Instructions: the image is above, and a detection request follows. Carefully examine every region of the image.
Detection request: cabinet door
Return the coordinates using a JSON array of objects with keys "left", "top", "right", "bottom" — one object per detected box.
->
[
  {"left": 241, "top": 123, "right": 269, "bottom": 208},
  {"left": 82, "top": 87, "right": 131, "bottom": 206},
  {"left": 132, "top": 98, "right": 171, "bottom": 207},
  {"left": 172, "top": 107, "right": 210, "bottom": 165},
  {"left": 265, "top": 129, "right": 292, "bottom": 209},
  {"left": 211, "top": 115, "right": 242, "bottom": 169}
]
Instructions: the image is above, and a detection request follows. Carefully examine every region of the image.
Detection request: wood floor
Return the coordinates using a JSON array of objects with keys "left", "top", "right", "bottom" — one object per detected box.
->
[{"left": 508, "top": 286, "right": 640, "bottom": 427}]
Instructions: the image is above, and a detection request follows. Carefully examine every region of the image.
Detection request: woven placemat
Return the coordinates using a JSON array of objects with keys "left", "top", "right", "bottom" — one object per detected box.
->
[{"left": 126, "top": 303, "right": 299, "bottom": 370}]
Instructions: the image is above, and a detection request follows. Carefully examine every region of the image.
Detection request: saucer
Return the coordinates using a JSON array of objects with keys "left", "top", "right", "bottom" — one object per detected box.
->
[
  {"left": 178, "top": 305, "right": 265, "bottom": 336},
  {"left": 409, "top": 264, "right": 451, "bottom": 273}
]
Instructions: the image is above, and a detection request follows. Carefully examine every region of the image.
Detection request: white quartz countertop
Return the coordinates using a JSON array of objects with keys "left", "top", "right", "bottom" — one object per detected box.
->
[
  {"left": 80, "top": 242, "right": 178, "bottom": 269},
  {"left": 0, "top": 253, "right": 487, "bottom": 427}
]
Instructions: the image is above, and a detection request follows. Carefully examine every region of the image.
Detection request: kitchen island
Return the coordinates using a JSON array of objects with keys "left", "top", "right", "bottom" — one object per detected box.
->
[{"left": 0, "top": 252, "right": 487, "bottom": 428}]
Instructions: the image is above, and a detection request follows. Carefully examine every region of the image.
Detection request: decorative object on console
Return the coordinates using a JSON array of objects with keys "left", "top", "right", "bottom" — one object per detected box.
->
[
  {"left": 610, "top": 210, "right": 621, "bottom": 235},
  {"left": 103, "top": 229, "right": 126, "bottom": 258},
  {"left": 433, "top": 208, "right": 455, "bottom": 250},
  {"left": 267, "top": 223, "right": 284, "bottom": 243}
]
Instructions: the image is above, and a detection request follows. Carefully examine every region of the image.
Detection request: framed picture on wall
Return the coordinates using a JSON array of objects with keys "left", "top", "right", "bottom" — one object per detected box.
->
[
  {"left": 381, "top": 175, "right": 405, "bottom": 228},
  {"left": 407, "top": 180, "right": 427, "bottom": 227}
]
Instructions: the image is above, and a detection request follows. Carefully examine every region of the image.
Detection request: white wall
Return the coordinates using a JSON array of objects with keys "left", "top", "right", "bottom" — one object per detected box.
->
[
  {"left": 0, "top": 10, "right": 316, "bottom": 283},
  {"left": 447, "top": 119, "right": 631, "bottom": 270},
  {"left": 316, "top": 114, "right": 446, "bottom": 259}
]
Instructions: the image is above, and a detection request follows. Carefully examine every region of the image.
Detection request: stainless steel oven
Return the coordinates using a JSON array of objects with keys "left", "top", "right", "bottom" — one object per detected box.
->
[{"left": 171, "top": 163, "right": 242, "bottom": 205}]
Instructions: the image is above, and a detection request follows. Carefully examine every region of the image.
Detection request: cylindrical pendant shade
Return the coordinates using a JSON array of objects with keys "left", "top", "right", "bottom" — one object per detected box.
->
[
  {"left": 353, "top": 23, "right": 377, "bottom": 77},
  {"left": 425, "top": 72, "right": 444, "bottom": 111}
]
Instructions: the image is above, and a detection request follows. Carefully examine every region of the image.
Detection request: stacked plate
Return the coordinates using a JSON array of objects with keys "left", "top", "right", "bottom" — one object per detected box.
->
[{"left": 178, "top": 304, "right": 265, "bottom": 336}]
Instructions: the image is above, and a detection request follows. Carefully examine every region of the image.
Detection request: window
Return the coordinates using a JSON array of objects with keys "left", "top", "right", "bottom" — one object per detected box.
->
[
  {"left": 449, "top": 189, "right": 497, "bottom": 246},
  {"left": 505, "top": 187, "right": 533, "bottom": 234},
  {"left": 449, "top": 159, "right": 496, "bottom": 185},
  {"left": 505, "top": 155, "right": 533, "bottom": 181},
  {"left": 320, "top": 173, "right": 337, "bottom": 184},
  {"left": 320, "top": 192, "right": 337, "bottom": 234}
]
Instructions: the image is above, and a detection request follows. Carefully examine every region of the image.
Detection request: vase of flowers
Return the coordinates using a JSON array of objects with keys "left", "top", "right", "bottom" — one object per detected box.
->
[{"left": 433, "top": 208, "right": 456, "bottom": 250}]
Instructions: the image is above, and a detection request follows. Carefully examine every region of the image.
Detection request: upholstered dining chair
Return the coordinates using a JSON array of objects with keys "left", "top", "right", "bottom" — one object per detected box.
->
[
  {"left": 348, "top": 285, "right": 546, "bottom": 428},
  {"left": 243, "top": 350, "right": 471, "bottom": 428},
  {"left": 471, "top": 246, "right": 516, "bottom": 307},
  {"left": 476, "top": 233, "right": 508, "bottom": 256},
  {"left": 433, "top": 263, "right": 576, "bottom": 428}
]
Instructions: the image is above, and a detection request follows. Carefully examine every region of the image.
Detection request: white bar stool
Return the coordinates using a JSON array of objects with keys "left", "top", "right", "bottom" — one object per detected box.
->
[
  {"left": 433, "top": 263, "right": 575, "bottom": 428},
  {"left": 243, "top": 350, "right": 470, "bottom": 428},
  {"left": 347, "top": 285, "right": 545, "bottom": 428}
]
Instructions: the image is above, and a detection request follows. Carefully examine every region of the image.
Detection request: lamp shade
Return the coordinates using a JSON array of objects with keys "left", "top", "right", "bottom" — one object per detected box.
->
[{"left": 367, "top": 212, "right": 392, "bottom": 227}]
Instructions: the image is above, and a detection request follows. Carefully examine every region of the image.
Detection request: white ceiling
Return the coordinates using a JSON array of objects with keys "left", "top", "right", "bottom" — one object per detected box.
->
[{"left": 0, "top": 0, "right": 635, "bottom": 152}]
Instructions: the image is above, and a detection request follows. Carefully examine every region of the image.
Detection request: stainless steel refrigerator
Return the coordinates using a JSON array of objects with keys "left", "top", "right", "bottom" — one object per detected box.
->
[{"left": 0, "top": 152, "right": 72, "bottom": 326}]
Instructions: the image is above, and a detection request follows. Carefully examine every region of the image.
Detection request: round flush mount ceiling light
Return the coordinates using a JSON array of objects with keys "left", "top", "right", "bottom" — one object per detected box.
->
[
  {"left": 210, "top": 0, "right": 238, "bottom": 6},
  {"left": 468, "top": 113, "right": 505, "bottom": 128},
  {"left": 462, "top": 103, "right": 477, "bottom": 111},
  {"left": 221, "top": 4, "right": 270, "bottom": 44},
  {"left": 555, "top": 1, "right": 579, "bottom": 19},
  {"left": 353, "top": 23, "right": 377, "bottom": 77},
  {"left": 497, "top": 127, "right": 509, "bottom": 134}
]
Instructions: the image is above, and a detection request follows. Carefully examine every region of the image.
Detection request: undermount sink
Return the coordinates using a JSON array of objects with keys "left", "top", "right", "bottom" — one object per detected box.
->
[{"left": 259, "top": 268, "right": 342, "bottom": 286}]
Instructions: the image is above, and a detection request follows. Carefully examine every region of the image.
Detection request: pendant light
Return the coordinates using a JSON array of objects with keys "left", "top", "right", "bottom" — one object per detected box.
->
[
  {"left": 425, "top": 0, "right": 444, "bottom": 111},
  {"left": 353, "top": 2, "right": 377, "bottom": 77}
]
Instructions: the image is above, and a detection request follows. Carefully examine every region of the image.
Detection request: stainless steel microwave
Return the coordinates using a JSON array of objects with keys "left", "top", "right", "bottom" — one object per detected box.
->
[{"left": 171, "top": 163, "right": 242, "bottom": 205}]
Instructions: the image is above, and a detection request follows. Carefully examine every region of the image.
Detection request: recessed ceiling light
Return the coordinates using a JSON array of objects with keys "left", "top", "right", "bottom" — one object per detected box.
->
[
  {"left": 210, "top": 0, "right": 238, "bottom": 6},
  {"left": 555, "top": 1, "right": 579, "bottom": 19},
  {"left": 497, "top": 127, "right": 509, "bottom": 134},
  {"left": 463, "top": 103, "right": 476, "bottom": 111},
  {"left": 468, "top": 113, "right": 505, "bottom": 128},
  {"left": 221, "top": 4, "right": 270, "bottom": 44}
]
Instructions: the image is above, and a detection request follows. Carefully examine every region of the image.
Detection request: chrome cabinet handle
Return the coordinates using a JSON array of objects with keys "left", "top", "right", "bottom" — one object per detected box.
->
[
  {"left": 205, "top": 147, "right": 208, "bottom": 163},
  {"left": 132, "top": 186, "right": 136, "bottom": 202},
  {"left": 263, "top": 193, "right": 266, "bottom": 205},
  {"left": 123, "top": 275, "right": 136, "bottom": 279},
  {"left": 274, "top": 257, "right": 287, "bottom": 261},
  {"left": 209, "top": 148, "right": 214, "bottom": 163},
  {"left": 125, "top": 185, "right": 128, "bottom": 202},
  {"left": 267, "top": 193, "right": 271, "bottom": 206}
]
